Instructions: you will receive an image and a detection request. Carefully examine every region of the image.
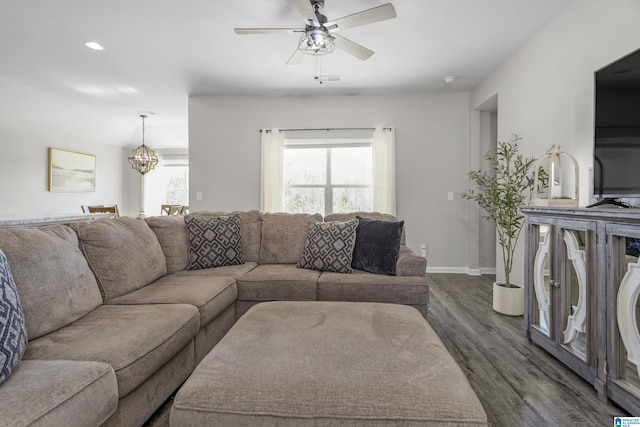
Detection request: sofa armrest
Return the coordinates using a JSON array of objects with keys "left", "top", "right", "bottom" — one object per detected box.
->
[{"left": 396, "top": 246, "right": 427, "bottom": 277}]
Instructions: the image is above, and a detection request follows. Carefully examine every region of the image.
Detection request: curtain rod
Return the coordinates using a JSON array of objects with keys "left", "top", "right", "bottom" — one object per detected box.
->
[{"left": 260, "top": 127, "right": 392, "bottom": 133}]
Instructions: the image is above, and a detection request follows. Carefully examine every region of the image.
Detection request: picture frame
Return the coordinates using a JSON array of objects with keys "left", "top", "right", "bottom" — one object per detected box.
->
[{"left": 48, "top": 148, "right": 96, "bottom": 192}]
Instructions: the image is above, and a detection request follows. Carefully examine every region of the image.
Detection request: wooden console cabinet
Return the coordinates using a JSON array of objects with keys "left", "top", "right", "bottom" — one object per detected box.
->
[{"left": 523, "top": 206, "right": 640, "bottom": 415}]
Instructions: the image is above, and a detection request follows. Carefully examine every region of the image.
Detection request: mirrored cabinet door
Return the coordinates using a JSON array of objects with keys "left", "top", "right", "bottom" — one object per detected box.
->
[
  {"left": 525, "top": 214, "right": 596, "bottom": 386},
  {"left": 609, "top": 230, "right": 640, "bottom": 397},
  {"left": 559, "top": 228, "right": 588, "bottom": 361},
  {"left": 532, "top": 223, "right": 552, "bottom": 336}
]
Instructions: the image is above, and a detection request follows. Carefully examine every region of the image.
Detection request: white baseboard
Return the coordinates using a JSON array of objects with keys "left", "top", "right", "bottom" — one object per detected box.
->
[
  {"left": 479, "top": 267, "right": 496, "bottom": 275},
  {"left": 426, "top": 266, "right": 496, "bottom": 276},
  {"left": 425, "top": 266, "right": 468, "bottom": 274}
]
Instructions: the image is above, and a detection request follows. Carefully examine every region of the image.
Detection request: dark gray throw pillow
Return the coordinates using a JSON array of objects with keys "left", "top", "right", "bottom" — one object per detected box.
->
[
  {"left": 297, "top": 219, "right": 359, "bottom": 273},
  {"left": 351, "top": 216, "right": 404, "bottom": 276},
  {"left": 0, "top": 248, "right": 28, "bottom": 385},
  {"left": 185, "top": 214, "right": 244, "bottom": 270}
]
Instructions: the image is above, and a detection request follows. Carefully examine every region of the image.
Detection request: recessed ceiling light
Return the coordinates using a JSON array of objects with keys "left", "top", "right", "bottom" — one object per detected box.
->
[
  {"left": 85, "top": 41, "right": 104, "bottom": 51},
  {"left": 74, "top": 85, "right": 139, "bottom": 96}
]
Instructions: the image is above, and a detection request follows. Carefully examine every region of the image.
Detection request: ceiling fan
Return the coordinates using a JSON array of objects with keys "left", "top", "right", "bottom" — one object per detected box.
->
[{"left": 234, "top": 0, "right": 396, "bottom": 65}]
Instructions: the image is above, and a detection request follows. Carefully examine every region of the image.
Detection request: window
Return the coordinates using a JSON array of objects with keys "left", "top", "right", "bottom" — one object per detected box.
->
[
  {"left": 261, "top": 127, "right": 396, "bottom": 215},
  {"left": 144, "top": 151, "right": 189, "bottom": 216},
  {"left": 283, "top": 140, "right": 373, "bottom": 214}
]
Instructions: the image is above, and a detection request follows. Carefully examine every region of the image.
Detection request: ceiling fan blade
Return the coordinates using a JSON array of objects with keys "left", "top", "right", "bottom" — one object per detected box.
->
[
  {"left": 292, "top": 0, "right": 319, "bottom": 26},
  {"left": 325, "top": 3, "right": 396, "bottom": 32},
  {"left": 333, "top": 34, "right": 374, "bottom": 61},
  {"left": 286, "top": 48, "right": 305, "bottom": 65},
  {"left": 234, "top": 28, "right": 302, "bottom": 35}
]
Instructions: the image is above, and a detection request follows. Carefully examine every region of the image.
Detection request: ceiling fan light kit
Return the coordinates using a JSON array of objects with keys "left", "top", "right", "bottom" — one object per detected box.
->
[
  {"left": 298, "top": 28, "right": 335, "bottom": 56},
  {"left": 234, "top": 0, "right": 396, "bottom": 63}
]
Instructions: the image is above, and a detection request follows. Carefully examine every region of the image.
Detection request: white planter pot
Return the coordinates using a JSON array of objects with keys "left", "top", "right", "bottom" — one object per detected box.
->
[{"left": 493, "top": 282, "right": 524, "bottom": 316}]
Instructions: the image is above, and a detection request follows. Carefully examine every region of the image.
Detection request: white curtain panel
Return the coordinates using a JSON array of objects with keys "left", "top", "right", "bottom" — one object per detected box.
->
[
  {"left": 260, "top": 128, "right": 284, "bottom": 212},
  {"left": 372, "top": 126, "right": 396, "bottom": 215}
]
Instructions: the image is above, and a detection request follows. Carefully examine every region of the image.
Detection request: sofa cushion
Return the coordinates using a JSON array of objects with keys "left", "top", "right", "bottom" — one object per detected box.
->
[
  {"left": 351, "top": 216, "right": 404, "bottom": 276},
  {"left": 317, "top": 270, "right": 430, "bottom": 316},
  {"left": 191, "top": 210, "right": 262, "bottom": 263},
  {"left": 0, "top": 225, "right": 103, "bottom": 340},
  {"left": 0, "top": 249, "right": 27, "bottom": 385},
  {"left": 107, "top": 273, "right": 237, "bottom": 327},
  {"left": 104, "top": 343, "right": 195, "bottom": 427},
  {"left": 236, "top": 264, "right": 319, "bottom": 301},
  {"left": 324, "top": 212, "right": 406, "bottom": 246},
  {"left": 71, "top": 217, "right": 167, "bottom": 301},
  {"left": 260, "top": 213, "right": 323, "bottom": 264},
  {"left": 145, "top": 215, "right": 190, "bottom": 274},
  {"left": 23, "top": 303, "right": 199, "bottom": 397},
  {"left": 0, "top": 360, "right": 117, "bottom": 427},
  {"left": 185, "top": 214, "right": 244, "bottom": 270},
  {"left": 172, "top": 261, "right": 257, "bottom": 279},
  {"left": 297, "top": 219, "right": 358, "bottom": 273}
]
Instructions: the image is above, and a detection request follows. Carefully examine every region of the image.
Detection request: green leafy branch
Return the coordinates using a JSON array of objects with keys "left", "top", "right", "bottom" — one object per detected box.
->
[{"left": 461, "top": 134, "right": 537, "bottom": 287}]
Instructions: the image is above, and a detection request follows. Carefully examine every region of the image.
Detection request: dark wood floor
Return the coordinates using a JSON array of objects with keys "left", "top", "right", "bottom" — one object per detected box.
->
[{"left": 426, "top": 273, "right": 627, "bottom": 426}]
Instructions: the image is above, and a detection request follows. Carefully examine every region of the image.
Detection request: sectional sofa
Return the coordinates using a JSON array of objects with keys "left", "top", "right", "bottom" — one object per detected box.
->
[{"left": 0, "top": 211, "right": 428, "bottom": 427}]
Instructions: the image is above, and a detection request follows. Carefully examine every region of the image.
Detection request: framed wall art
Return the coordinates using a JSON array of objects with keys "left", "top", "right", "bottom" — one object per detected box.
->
[{"left": 48, "top": 148, "right": 96, "bottom": 192}]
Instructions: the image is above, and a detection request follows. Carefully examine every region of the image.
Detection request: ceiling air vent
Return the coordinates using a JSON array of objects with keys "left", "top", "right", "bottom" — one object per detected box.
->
[{"left": 314, "top": 75, "right": 341, "bottom": 84}]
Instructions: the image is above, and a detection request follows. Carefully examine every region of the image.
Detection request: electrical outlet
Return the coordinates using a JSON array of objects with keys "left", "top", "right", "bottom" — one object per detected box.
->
[{"left": 420, "top": 243, "right": 427, "bottom": 258}]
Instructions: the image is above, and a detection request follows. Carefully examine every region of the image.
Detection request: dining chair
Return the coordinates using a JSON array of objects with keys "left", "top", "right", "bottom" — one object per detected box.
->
[
  {"left": 82, "top": 205, "right": 119, "bottom": 216},
  {"left": 161, "top": 204, "right": 182, "bottom": 215}
]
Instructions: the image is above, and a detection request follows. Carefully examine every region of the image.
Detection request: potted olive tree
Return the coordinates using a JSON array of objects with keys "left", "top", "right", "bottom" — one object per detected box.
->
[{"left": 462, "top": 133, "right": 537, "bottom": 316}]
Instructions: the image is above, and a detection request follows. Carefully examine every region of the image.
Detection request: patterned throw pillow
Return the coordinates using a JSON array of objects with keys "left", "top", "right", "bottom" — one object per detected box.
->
[
  {"left": 185, "top": 214, "right": 244, "bottom": 270},
  {"left": 297, "top": 219, "right": 359, "bottom": 273},
  {"left": 351, "top": 216, "right": 404, "bottom": 276},
  {"left": 0, "top": 248, "right": 28, "bottom": 385}
]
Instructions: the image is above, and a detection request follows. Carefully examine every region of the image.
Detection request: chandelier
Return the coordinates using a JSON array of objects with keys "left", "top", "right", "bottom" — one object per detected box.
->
[
  {"left": 298, "top": 27, "right": 335, "bottom": 56},
  {"left": 128, "top": 115, "right": 158, "bottom": 175}
]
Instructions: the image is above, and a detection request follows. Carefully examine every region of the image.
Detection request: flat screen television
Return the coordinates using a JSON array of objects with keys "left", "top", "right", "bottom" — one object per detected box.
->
[{"left": 593, "top": 48, "right": 640, "bottom": 206}]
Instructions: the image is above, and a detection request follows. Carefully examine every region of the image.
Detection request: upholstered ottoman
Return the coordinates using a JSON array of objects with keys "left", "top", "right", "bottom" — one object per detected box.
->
[{"left": 170, "top": 301, "right": 487, "bottom": 426}]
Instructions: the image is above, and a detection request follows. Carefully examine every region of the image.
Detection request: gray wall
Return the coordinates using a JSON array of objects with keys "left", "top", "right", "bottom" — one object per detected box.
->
[
  {"left": 469, "top": 0, "right": 640, "bottom": 285},
  {"left": 0, "top": 119, "right": 126, "bottom": 217},
  {"left": 188, "top": 93, "right": 471, "bottom": 270}
]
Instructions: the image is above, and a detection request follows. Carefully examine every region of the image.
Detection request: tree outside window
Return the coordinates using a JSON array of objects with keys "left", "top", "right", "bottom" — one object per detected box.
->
[{"left": 283, "top": 142, "right": 372, "bottom": 215}]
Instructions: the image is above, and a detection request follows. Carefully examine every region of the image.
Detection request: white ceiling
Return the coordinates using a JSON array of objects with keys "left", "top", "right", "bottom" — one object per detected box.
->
[{"left": 0, "top": 0, "right": 574, "bottom": 148}]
